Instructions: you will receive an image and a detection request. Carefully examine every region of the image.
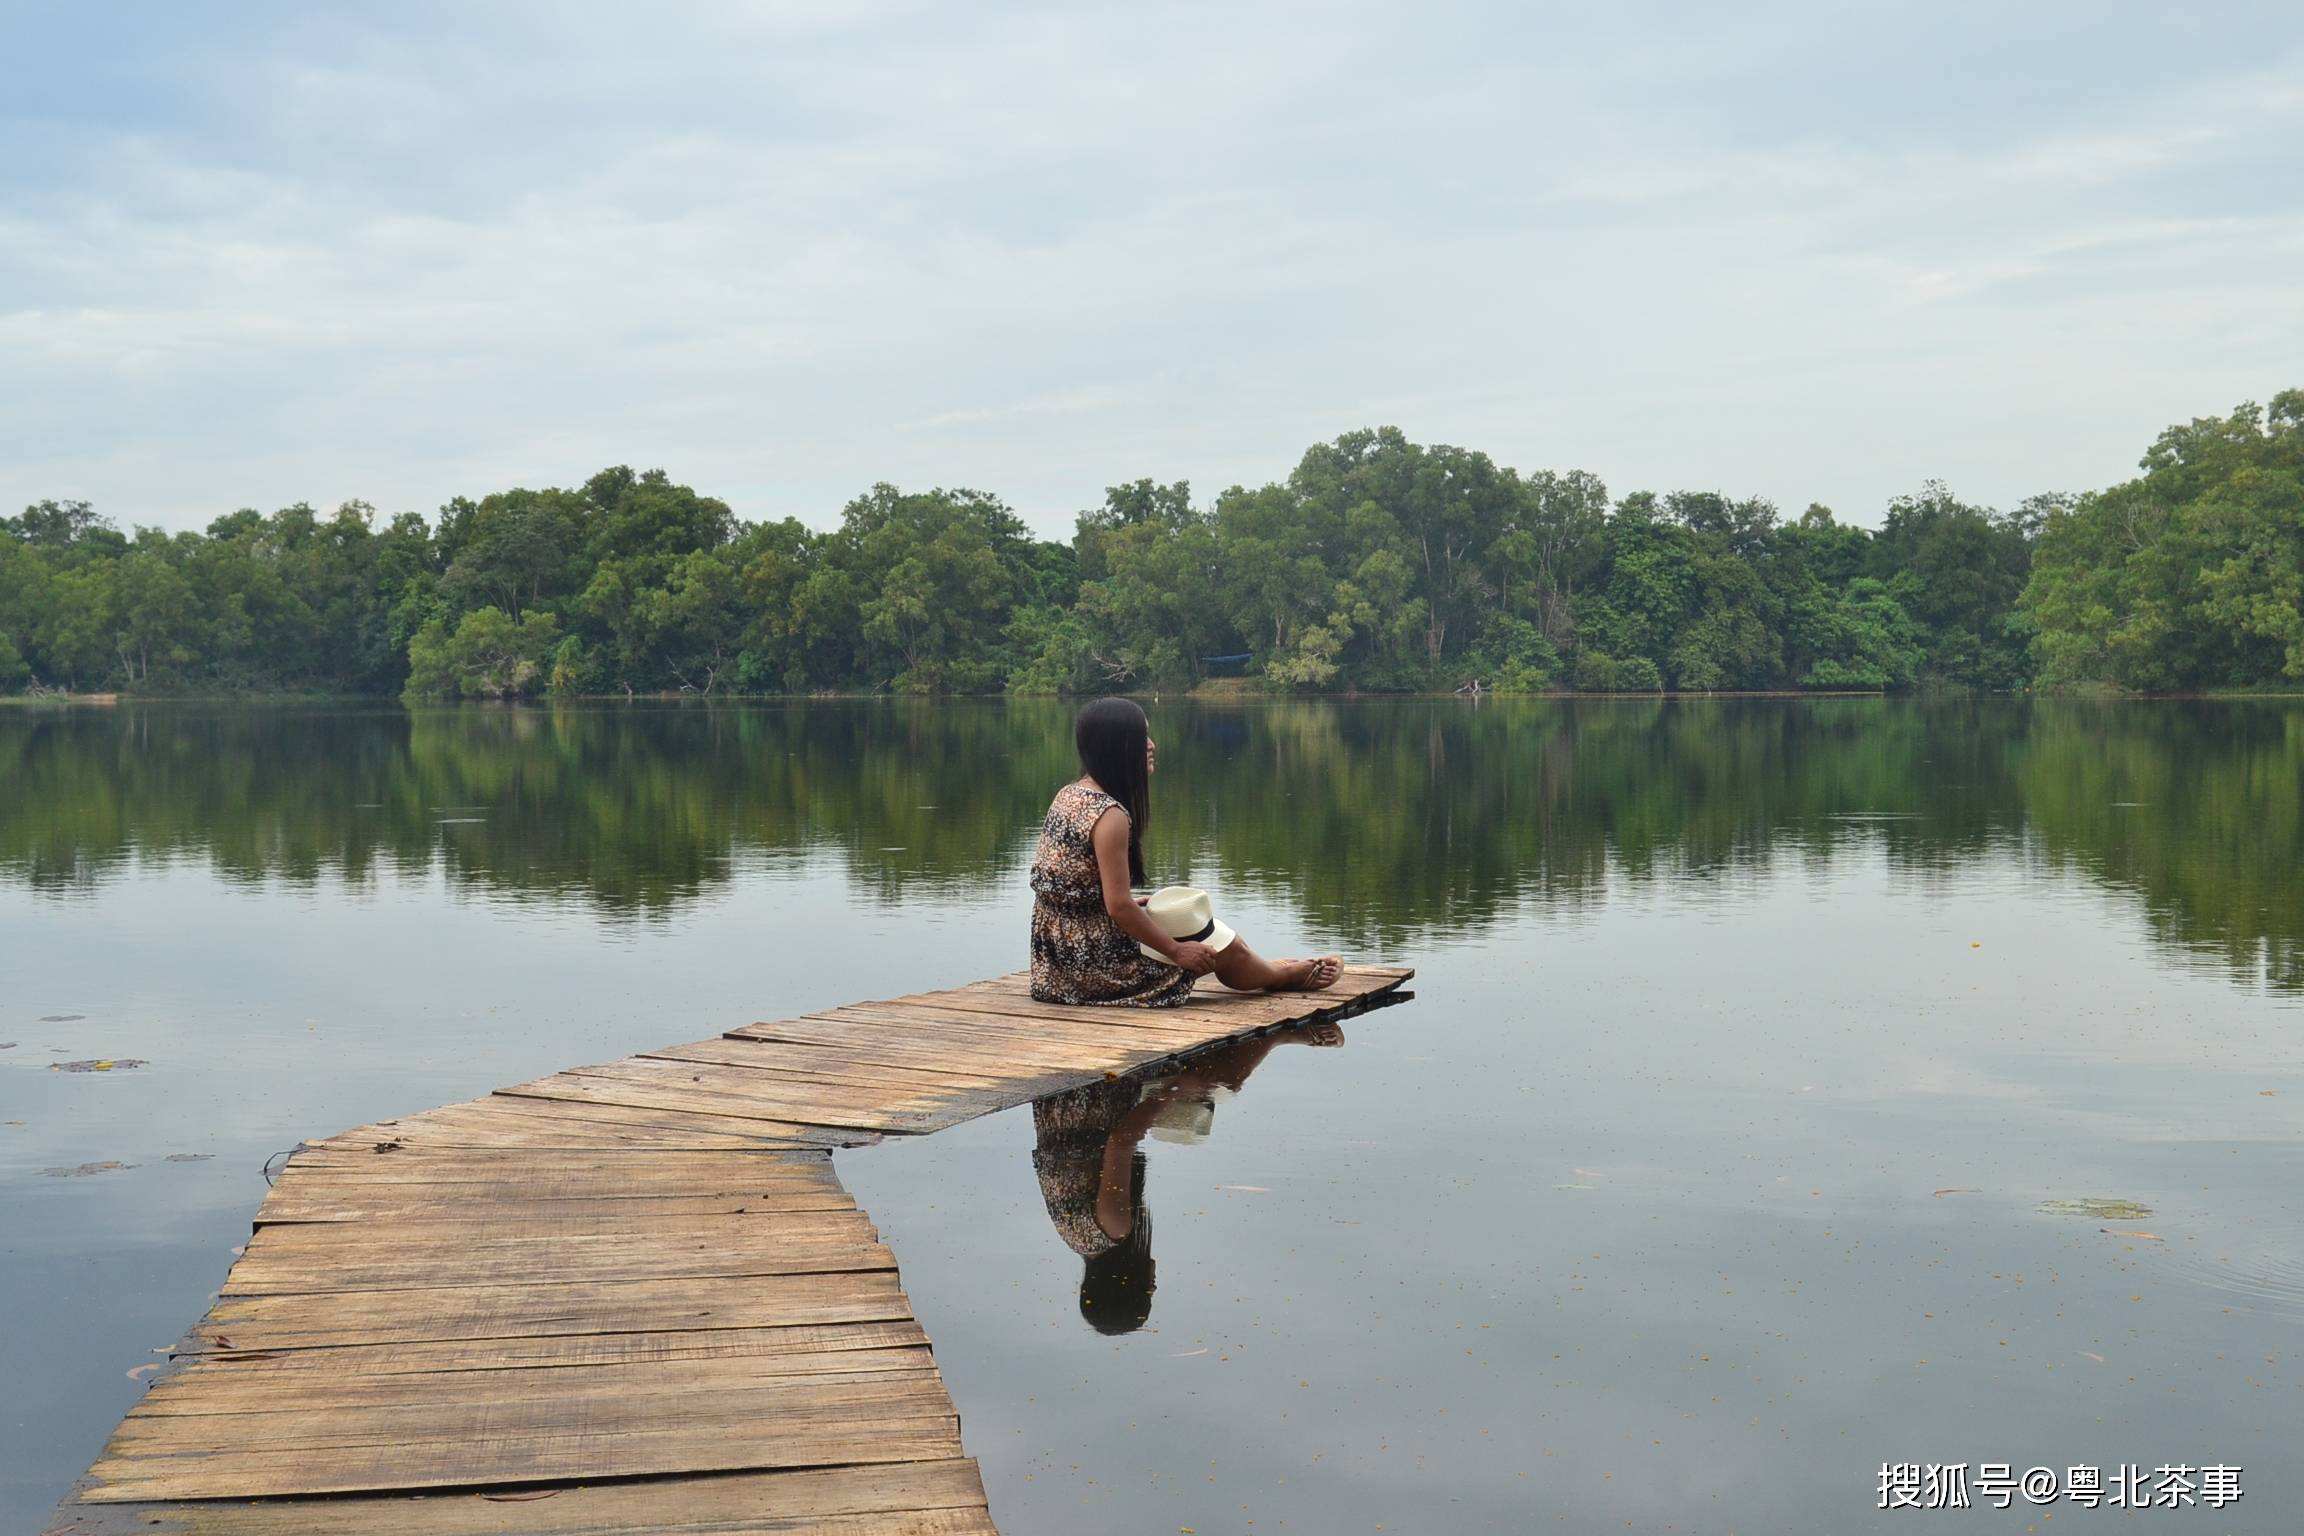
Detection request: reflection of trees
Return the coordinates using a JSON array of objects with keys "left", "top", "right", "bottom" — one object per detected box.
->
[
  {"left": 1158, "top": 698, "right": 2038, "bottom": 950},
  {"left": 0, "top": 702, "right": 1081, "bottom": 915},
  {"left": 2, "top": 699, "right": 2299, "bottom": 990},
  {"left": 2015, "top": 702, "right": 2304, "bottom": 990}
]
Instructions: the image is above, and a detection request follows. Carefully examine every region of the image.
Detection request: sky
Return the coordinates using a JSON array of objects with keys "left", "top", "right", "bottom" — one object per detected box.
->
[{"left": 3, "top": 0, "right": 2300, "bottom": 538}]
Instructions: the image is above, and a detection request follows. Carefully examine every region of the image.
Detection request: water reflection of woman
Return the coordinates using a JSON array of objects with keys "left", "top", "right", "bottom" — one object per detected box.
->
[{"left": 1031, "top": 1023, "right": 1345, "bottom": 1334}]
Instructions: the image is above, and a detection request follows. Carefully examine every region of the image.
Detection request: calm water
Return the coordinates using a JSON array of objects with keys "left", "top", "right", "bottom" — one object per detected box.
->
[{"left": 2, "top": 699, "right": 2299, "bottom": 1533}]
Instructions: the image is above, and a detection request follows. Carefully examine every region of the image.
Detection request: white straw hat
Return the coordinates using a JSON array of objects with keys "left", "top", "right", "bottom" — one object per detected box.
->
[{"left": 1138, "top": 886, "right": 1237, "bottom": 963}]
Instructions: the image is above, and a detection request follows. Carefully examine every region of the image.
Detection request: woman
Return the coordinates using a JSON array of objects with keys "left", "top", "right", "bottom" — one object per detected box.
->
[{"left": 1029, "top": 697, "right": 1342, "bottom": 1006}]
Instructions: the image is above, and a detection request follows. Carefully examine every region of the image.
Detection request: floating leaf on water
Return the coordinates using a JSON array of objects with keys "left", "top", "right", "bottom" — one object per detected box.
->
[
  {"left": 39, "top": 1015, "right": 85, "bottom": 1023},
  {"left": 1215, "top": 1184, "right": 1269, "bottom": 1193},
  {"left": 164, "top": 1153, "right": 213, "bottom": 1163},
  {"left": 2079, "top": 1350, "right": 2107, "bottom": 1363},
  {"left": 0, "top": 1041, "right": 16, "bottom": 1049},
  {"left": 51, "top": 1058, "right": 148, "bottom": 1073},
  {"left": 1932, "top": 1187, "right": 1979, "bottom": 1198},
  {"left": 40, "top": 1160, "right": 135, "bottom": 1177},
  {"left": 2102, "top": 1229, "right": 2162, "bottom": 1241},
  {"left": 2037, "top": 1197, "right": 2153, "bottom": 1220},
  {"left": 1553, "top": 1183, "right": 1597, "bottom": 1191}
]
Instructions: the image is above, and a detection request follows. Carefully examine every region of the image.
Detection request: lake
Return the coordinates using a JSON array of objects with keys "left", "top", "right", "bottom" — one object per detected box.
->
[{"left": 3, "top": 698, "right": 2298, "bottom": 1533}]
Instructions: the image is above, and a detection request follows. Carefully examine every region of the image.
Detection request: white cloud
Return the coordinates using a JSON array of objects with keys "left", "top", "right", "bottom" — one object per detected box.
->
[{"left": 1, "top": 2, "right": 2299, "bottom": 535}]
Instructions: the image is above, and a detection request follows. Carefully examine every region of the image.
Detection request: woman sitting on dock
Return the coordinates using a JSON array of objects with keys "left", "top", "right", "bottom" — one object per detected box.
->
[{"left": 1030, "top": 697, "right": 1341, "bottom": 1006}]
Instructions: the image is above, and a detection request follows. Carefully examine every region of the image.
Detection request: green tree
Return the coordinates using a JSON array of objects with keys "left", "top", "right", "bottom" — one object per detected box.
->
[
  {"left": 436, "top": 488, "right": 590, "bottom": 622},
  {"left": 1870, "top": 482, "right": 2033, "bottom": 686},
  {"left": 404, "top": 606, "right": 562, "bottom": 698},
  {"left": 2026, "top": 392, "right": 2304, "bottom": 689},
  {"left": 830, "top": 485, "right": 1044, "bottom": 692}
]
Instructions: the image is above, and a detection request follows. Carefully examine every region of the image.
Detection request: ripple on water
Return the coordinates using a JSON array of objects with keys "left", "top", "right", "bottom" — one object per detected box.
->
[{"left": 2163, "top": 1247, "right": 2304, "bottom": 1324}]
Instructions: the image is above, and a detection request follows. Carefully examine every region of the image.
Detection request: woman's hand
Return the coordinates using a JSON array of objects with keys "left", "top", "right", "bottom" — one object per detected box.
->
[{"left": 1169, "top": 939, "right": 1219, "bottom": 976}]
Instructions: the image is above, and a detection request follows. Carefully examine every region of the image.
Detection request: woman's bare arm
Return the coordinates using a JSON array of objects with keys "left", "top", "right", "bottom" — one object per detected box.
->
[{"left": 1089, "top": 807, "right": 1216, "bottom": 973}]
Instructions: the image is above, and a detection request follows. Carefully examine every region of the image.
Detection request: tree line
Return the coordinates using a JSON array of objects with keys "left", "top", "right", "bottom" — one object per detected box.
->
[{"left": 3, "top": 389, "right": 2296, "bottom": 697}]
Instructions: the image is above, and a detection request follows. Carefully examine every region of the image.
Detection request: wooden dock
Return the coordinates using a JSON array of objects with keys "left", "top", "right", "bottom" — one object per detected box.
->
[{"left": 45, "top": 965, "right": 1413, "bottom": 1535}]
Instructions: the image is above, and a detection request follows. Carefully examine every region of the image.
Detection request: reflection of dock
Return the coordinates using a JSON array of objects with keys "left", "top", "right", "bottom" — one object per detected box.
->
[{"left": 46, "top": 966, "right": 1413, "bottom": 1535}]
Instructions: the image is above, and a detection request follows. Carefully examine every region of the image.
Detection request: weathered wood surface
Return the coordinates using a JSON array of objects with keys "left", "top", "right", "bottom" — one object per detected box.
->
[{"left": 47, "top": 964, "right": 1412, "bottom": 1534}]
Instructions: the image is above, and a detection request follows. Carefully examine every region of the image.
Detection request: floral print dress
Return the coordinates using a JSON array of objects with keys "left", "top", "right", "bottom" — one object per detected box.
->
[
  {"left": 1030, "top": 1076, "right": 1140, "bottom": 1255},
  {"left": 1028, "top": 781, "right": 1195, "bottom": 1007}
]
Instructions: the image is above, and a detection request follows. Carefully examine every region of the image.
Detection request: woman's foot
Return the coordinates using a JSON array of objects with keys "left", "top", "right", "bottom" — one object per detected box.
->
[{"left": 1268, "top": 955, "right": 1343, "bottom": 992}]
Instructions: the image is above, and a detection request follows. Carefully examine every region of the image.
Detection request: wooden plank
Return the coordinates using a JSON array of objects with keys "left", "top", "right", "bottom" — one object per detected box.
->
[
  {"left": 496, "top": 1071, "right": 923, "bottom": 1137},
  {"left": 274, "top": 1146, "right": 840, "bottom": 1177},
  {"left": 226, "top": 1239, "right": 894, "bottom": 1293},
  {"left": 880, "top": 993, "right": 1234, "bottom": 1040},
  {"left": 729, "top": 1012, "right": 1158, "bottom": 1066},
  {"left": 964, "top": 961, "right": 1411, "bottom": 989},
  {"left": 553, "top": 1058, "right": 969, "bottom": 1121},
  {"left": 54, "top": 1501, "right": 996, "bottom": 1536},
  {"left": 829, "top": 993, "right": 1260, "bottom": 1042},
  {"left": 262, "top": 1155, "right": 841, "bottom": 1190},
  {"left": 183, "top": 1270, "right": 917, "bottom": 1352},
  {"left": 180, "top": 1319, "right": 930, "bottom": 1376},
  {"left": 422, "top": 1096, "right": 870, "bottom": 1148},
  {"left": 944, "top": 978, "right": 1386, "bottom": 1029},
  {"left": 642, "top": 1038, "right": 1140, "bottom": 1130},
  {"left": 137, "top": 1353, "right": 942, "bottom": 1414},
  {"left": 356, "top": 1104, "right": 803, "bottom": 1142},
  {"left": 740, "top": 1011, "right": 1166, "bottom": 1074},
  {"left": 802, "top": 1004, "right": 1207, "bottom": 1056},
  {"left": 955, "top": 963, "right": 1411, "bottom": 996},
  {"left": 242, "top": 1206, "right": 876, "bottom": 1250},
  {"left": 260, "top": 1166, "right": 842, "bottom": 1199},
  {"left": 108, "top": 1373, "right": 959, "bottom": 1455},
  {"left": 83, "top": 1503, "right": 1000, "bottom": 1536},
  {"left": 253, "top": 1191, "right": 860, "bottom": 1226},
  {"left": 61, "top": 1459, "right": 989, "bottom": 1535},
  {"left": 114, "top": 1379, "right": 956, "bottom": 1454},
  {"left": 226, "top": 1228, "right": 894, "bottom": 1296},
  {"left": 642, "top": 1038, "right": 1028, "bottom": 1091},
  {"left": 958, "top": 966, "right": 1411, "bottom": 1011},
  {"left": 83, "top": 1420, "right": 968, "bottom": 1502},
  {"left": 336, "top": 1096, "right": 841, "bottom": 1146}
]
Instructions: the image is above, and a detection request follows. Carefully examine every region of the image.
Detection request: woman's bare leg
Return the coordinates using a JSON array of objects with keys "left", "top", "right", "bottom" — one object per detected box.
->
[{"left": 1206, "top": 936, "right": 1343, "bottom": 993}]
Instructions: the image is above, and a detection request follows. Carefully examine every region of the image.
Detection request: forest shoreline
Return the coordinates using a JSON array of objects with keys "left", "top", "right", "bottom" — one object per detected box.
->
[
  {"left": 8, "top": 392, "right": 2297, "bottom": 704},
  {"left": 11, "top": 685, "right": 2300, "bottom": 708}
]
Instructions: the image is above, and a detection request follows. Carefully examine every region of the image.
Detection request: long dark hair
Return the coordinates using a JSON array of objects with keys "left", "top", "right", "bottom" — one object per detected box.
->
[
  {"left": 1074, "top": 696, "right": 1150, "bottom": 885},
  {"left": 1078, "top": 1151, "right": 1154, "bottom": 1334}
]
